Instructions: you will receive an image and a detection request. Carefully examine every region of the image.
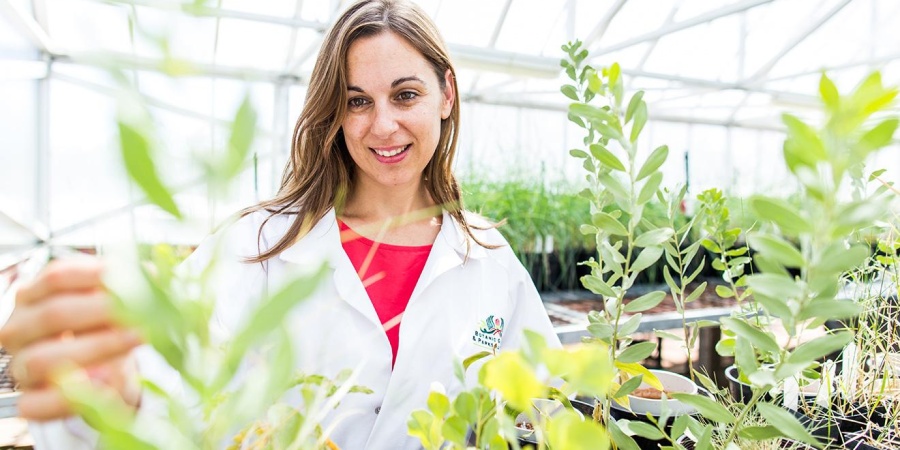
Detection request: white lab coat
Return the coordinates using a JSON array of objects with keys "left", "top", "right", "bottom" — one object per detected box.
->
[{"left": 30, "top": 208, "right": 561, "bottom": 449}]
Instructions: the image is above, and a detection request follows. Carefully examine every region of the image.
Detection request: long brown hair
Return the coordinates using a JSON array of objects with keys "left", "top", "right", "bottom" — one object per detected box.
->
[{"left": 241, "top": 0, "right": 492, "bottom": 262}]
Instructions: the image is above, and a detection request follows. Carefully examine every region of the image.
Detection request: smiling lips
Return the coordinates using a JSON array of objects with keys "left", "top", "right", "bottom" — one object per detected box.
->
[{"left": 371, "top": 144, "right": 410, "bottom": 158}]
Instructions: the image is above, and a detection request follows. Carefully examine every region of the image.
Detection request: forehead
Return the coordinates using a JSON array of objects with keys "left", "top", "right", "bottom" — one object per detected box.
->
[{"left": 345, "top": 31, "right": 436, "bottom": 85}]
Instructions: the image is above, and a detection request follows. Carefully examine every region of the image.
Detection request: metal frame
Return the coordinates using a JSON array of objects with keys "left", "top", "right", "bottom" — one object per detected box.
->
[{"left": 589, "top": 0, "right": 774, "bottom": 56}]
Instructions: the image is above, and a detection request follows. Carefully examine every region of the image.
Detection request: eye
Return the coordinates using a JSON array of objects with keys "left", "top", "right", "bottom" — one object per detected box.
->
[
  {"left": 397, "top": 91, "right": 418, "bottom": 102},
  {"left": 347, "top": 97, "right": 369, "bottom": 109}
]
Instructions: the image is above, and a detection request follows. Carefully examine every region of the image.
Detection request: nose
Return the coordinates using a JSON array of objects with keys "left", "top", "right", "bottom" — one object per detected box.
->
[{"left": 370, "top": 102, "right": 399, "bottom": 138}]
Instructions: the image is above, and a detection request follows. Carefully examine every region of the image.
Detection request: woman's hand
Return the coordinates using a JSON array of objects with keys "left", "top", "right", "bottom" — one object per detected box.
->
[{"left": 0, "top": 258, "right": 143, "bottom": 420}]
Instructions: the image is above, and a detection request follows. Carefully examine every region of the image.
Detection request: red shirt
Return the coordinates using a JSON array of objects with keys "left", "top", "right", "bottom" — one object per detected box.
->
[{"left": 338, "top": 220, "right": 432, "bottom": 367}]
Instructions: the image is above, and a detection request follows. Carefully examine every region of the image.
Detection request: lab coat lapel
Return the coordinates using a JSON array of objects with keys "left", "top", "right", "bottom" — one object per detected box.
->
[
  {"left": 278, "top": 209, "right": 382, "bottom": 328},
  {"left": 408, "top": 211, "right": 464, "bottom": 301},
  {"left": 409, "top": 211, "right": 490, "bottom": 303}
]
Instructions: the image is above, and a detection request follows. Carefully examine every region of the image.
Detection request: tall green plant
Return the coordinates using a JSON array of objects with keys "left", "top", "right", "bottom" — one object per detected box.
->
[
  {"left": 561, "top": 40, "right": 690, "bottom": 448},
  {"left": 676, "top": 73, "right": 898, "bottom": 449}
]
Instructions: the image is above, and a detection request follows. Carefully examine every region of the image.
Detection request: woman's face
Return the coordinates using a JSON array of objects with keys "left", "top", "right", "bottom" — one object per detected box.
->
[{"left": 341, "top": 31, "right": 454, "bottom": 193}]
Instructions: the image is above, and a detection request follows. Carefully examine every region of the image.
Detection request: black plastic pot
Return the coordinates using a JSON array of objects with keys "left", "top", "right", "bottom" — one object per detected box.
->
[
  {"left": 514, "top": 399, "right": 596, "bottom": 448},
  {"left": 724, "top": 365, "right": 754, "bottom": 404}
]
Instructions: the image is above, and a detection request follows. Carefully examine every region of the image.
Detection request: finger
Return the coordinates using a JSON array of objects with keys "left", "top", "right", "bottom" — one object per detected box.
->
[
  {"left": 0, "top": 292, "right": 115, "bottom": 353},
  {"left": 15, "top": 388, "right": 73, "bottom": 421},
  {"left": 12, "top": 329, "right": 141, "bottom": 390},
  {"left": 16, "top": 259, "right": 104, "bottom": 307}
]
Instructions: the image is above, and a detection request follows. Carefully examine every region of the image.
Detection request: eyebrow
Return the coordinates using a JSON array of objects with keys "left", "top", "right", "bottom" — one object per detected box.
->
[{"left": 347, "top": 76, "right": 425, "bottom": 92}]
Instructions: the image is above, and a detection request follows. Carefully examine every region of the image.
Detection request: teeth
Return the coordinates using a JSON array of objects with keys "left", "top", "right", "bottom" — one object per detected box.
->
[{"left": 373, "top": 145, "right": 407, "bottom": 157}]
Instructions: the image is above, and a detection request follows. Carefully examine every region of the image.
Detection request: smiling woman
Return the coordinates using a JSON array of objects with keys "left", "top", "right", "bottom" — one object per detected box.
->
[
  {"left": 339, "top": 31, "right": 454, "bottom": 246},
  {"left": 1, "top": 1, "right": 562, "bottom": 449}
]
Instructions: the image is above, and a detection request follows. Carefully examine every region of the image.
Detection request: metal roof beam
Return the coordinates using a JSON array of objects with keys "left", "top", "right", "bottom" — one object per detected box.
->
[
  {"left": 449, "top": 44, "right": 560, "bottom": 78},
  {"left": 589, "top": 0, "right": 773, "bottom": 57},
  {"left": 95, "top": 0, "right": 329, "bottom": 31},
  {"left": 0, "top": 0, "right": 60, "bottom": 54},
  {"left": 763, "top": 51, "right": 900, "bottom": 84},
  {"left": 488, "top": 0, "right": 514, "bottom": 47},
  {"left": 463, "top": 95, "right": 785, "bottom": 132},
  {"left": 582, "top": 0, "right": 627, "bottom": 49},
  {"left": 742, "top": 0, "right": 851, "bottom": 85}
]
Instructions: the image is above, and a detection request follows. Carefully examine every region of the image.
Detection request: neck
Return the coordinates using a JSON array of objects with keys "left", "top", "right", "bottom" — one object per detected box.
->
[{"left": 341, "top": 178, "right": 439, "bottom": 224}]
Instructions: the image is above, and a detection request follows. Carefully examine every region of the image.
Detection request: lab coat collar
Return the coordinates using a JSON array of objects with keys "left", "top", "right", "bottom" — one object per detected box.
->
[{"left": 276, "top": 208, "right": 490, "bottom": 267}]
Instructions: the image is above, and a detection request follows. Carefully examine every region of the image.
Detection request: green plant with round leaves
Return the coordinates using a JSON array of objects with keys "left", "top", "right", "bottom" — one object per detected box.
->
[{"left": 407, "top": 331, "right": 614, "bottom": 450}]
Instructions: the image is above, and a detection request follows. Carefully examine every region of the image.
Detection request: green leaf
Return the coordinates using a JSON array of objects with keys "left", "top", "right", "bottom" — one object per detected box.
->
[
  {"left": 632, "top": 246, "right": 663, "bottom": 273},
  {"left": 480, "top": 352, "right": 545, "bottom": 412},
  {"left": 568, "top": 112, "right": 586, "bottom": 128},
  {"left": 119, "top": 122, "right": 182, "bottom": 219},
  {"left": 634, "top": 227, "right": 673, "bottom": 248},
  {"left": 816, "top": 243, "right": 868, "bottom": 274},
  {"left": 782, "top": 113, "right": 826, "bottom": 168},
  {"left": 583, "top": 275, "right": 617, "bottom": 297},
  {"left": 614, "top": 374, "right": 644, "bottom": 397},
  {"left": 618, "top": 341, "right": 657, "bottom": 364},
  {"left": 671, "top": 415, "right": 690, "bottom": 443},
  {"left": 618, "top": 313, "right": 643, "bottom": 336},
  {"left": 608, "top": 420, "right": 640, "bottom": 450},
  {"left": 593, "top": 212, "right": 629, "bottom": 236},
  {"left": 609, "top": 62, "right": 621, "bottom": 87},
  {"left": 591, "top": 144, "right": 626, "bottom": 171},
  {"left": 630, "top": 102, "right": 648, "bottom": 144},
  {"left": 671, "top": 393, "right": 736, "bottom": 424},
  {"left": 739, "top": 425, "right": 783, "bottom": 441},
  {"left": 442, "top": 416, "right": 468, "bottom": 447},
  {"left": 684, "top": 282, "right": 707, "bottom": 303},
  {"left": 625, "top": 91, "right": 645, "bottom": 124},
  {"left": 547, "top": 411, "right": 611, "bottom": 450},
  {"left": 786, "top": 331, "right": 853, "bottom": 367},
  {"left": 569, "top": 103, "right": 615, "bottom": 123},
  {"left": 797, "top": 299, "right": 860, "bottom": 321},
  {"left": 427, "top": 390, "right": 450, "bottom": 417},
  {"left": 561, "top": 84, "right": 580, "bottom": 101},
  {"left": 748, "top": 232, "right": 805, "bottom": 268},
  {"left": 869, "top": 168, "right": 887, "bottom": 182},
  {"left": 720, "top": 317, "right": 780, "bottom": 355},
  {"left": 715, "top": 285, "right": 734, "bottom": 298},
  {"left": 570, "top": 148, "right": 589, "bottom": 159},
  {"left": 453, "top": 392, "right": 477, "bottom": 424},
  {"left": 596, "top": 121, "right": 625, "bottom": 142},
  {"left": 636, "top": 145, "right": 669, "bottom": 181},
  {"left": 637, "top": 172, "right": 663, "bottom": 205},
  {"left": 622, "top": 420, "right": 664, "bottom": 440},
  {"left": 580, "top": 224, "right": 599, "bottom": 235},
  {"left": 819, "top": 73, "right": 840, "bottom": 111},
  {"left": 463, "top": 351, "right": 492, "bottom": 371},
  {"left": 624, "top": 291, "right": 666, "bottom": 313},
  {"left": 856, "top": 118, "right": 899, "bottom": 154},
  {"left": 407, "top": 410, "right": 436, "bottom": 448},
  {"left": 755, "top": 403, "right": 820, "bottom": 446},
  {"left": 746, "top": 273, "right": 802, "bottom": 303},
  {"left": 655, "top": 330, "right": 683, "bottom": 341},
  {"left": 749, "top": 196, "right": 813, "bottom": 236},
  {"left": 598, "top": 172, "right": 629, "bottom": 201},
  {"left": 224, "top": 93, "right": 257, "bottom": 179}
]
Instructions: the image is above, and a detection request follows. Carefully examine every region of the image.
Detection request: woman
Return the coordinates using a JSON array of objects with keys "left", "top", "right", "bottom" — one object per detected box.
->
[{"left": 0, "top": 1, "right": 561, "bottom": 448}]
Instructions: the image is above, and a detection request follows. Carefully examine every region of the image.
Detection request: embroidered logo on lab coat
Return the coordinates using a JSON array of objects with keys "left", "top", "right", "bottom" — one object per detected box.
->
[{"left": 473, "top": 315, "right": 505, "bottom": 350}]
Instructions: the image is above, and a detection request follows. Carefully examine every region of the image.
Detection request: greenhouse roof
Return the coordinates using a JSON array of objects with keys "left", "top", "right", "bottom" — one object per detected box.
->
[
  {"left": 2, "top": 0, "right": 900, "bottom": 253},
  {"left": 3, "top": 0, "right": 899, "bottom": 130}
]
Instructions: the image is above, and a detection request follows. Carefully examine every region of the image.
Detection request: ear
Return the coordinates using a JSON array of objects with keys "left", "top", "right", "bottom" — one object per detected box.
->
[{"left": 440, "top": 68, "right": 455, "bottom": 120}]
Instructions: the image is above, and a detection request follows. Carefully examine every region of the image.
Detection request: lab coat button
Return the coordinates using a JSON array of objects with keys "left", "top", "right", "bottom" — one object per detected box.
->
[{"left": 374, "top": 406, "right": 381, "bottom": 414}]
